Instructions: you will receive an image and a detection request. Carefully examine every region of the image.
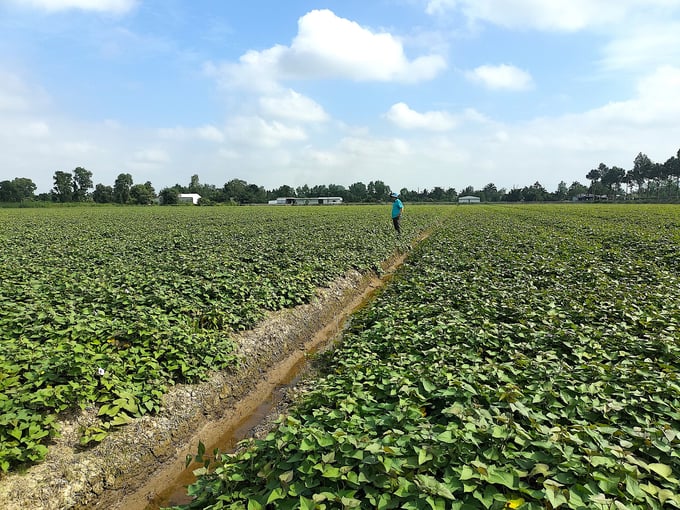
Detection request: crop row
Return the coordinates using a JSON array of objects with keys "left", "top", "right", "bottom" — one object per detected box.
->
[
  {"left": 0, "top": 205, "right": 442, "bottom": 472},
  {"left": 175, "top": 204, "right": 680, "bottom": 509}
]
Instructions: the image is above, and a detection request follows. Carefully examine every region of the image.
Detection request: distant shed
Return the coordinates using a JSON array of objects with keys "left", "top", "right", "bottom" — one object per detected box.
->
[
  {"left": 458, "top": 195, "right": 481, "bottom": 204},
  {"left": 178, "top": 193, "right": 201, "bottom": 205}
]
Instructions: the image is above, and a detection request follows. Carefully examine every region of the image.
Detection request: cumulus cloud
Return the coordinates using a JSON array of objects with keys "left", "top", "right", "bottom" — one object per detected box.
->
[
  {"left": 259, "top": 90, "right": 329, "bottom": 123},
  {"left": 209, "top": 9, "right": 446, "bottom": 91},
  {"left": 385, "top": 102, "right": 458, "bottom": 131},
  {"left": 224, "top": 116, "right": 307, "bottom": 148},
  {"left": 11, "top": 0, "right": 137, "bottom": 14},
  {"left": 466, "top": 64, "right": 534, "bottom": 91},
  {"left": 583, "top": 65, "right": 680, "bottom": 125}
]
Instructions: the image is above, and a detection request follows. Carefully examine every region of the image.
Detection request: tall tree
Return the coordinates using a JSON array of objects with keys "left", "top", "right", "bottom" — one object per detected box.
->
[
  {"left": 296, "top": 184, "right": 310, "bottom": 197},
  {"left": 52, "top": 171, "right": 74, "bottom": 202},
  {"left": 586, "top": 166, "right": 602, "bottom": 194},
  {"left": 72, "top": 167, "right": 93, "bottom": 202},
  {"left": 367, "top": 180, "right": 389, "bottom": 201},
  {"left": 271, "top": 184, "right": 296, "bottom": 198},
  {"left": 113, "top": 173, "right": 133, "bottom": 204},
  {"left": 0, "top": 181, "right": 18, "bottom": 202},
  {"left": 0, "top": 177, "right": 36, "bottom": 201},
  {"left": 664, "top": 153, "right": 680, "bottom": 198},
  {"left": 347, "top": 182, "right": 367, "bottom": 202},
  {"left": 601, "top": 166, "right": 625, "bottom": 197},
  {"left": 223, "top": 179, "right": 249, "bottom": 204},
  {"left": 523, "top": 181, "right": 548, "bottom": 202},
  {"left": 327, "top": 183, "right": 347, "bottom": 199},
  {"left": 130, "top": 181, "right": 155, "bottom": 205},
  {"left": 632, "top": 152, "right": 653, "bottom": 196},
  {"left": 189, "top": 174, "right": 200, "bottom": 193},
  {"left": 482, "top": 183, "right": 501, "bottom": 202},
  {"left": 159, "top": 187, "right": 179, "bottom": 205},
  {"left": 92, "top": 184, "right": 113, "bottom": 203},
  {"left": 554, "top": 181, "right": 568, "bottom": 201},
  {"left": 567, "top": 181, "right": 588, "bottom": 199}
]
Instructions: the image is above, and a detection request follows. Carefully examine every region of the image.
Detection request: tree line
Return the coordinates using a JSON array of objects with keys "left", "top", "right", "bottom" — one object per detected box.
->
[{"left": 1, "top": 148, "right": 679, "bottom": 205}]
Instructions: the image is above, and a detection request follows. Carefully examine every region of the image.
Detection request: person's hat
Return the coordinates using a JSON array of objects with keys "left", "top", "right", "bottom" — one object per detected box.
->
[{"left": 389, "top": 192, "right": 399, "bottom": 198}]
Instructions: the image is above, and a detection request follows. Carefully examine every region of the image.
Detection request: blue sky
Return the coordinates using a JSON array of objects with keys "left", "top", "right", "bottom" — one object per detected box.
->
[{"left": 1, "top": 0, "right": 679, "bottom": 194}]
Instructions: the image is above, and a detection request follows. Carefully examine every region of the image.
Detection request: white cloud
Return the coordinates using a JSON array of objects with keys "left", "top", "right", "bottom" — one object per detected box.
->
[
  {"left": 466, "top": 64, "right": 533, "bottom": 91},
  {"left": 125, "top": 147, "right": 170, "bottom": 173},
  {"left": 583, "top": 65, "right": 680, "bottom": 125},
  {"left": 18, "top": 120, "right": 50, "bottom": 137},
  {"left": 12, "top": 0, "right": 137, "bottom": 14},
  {"left": 259, "top": 90, "right": 329, "bottom": 123},
  {"left": 224, "top": 116, "right": 307, "bottom": 148},
  {"left": 158, "top": 125, "right": 225, "bottom": 143},
  {"left": 426, "top": 0, "right": 680, "bottom": 31},
  {"left": 385, "top": 102, "right": 458, "bottom": 131},
  {"left": 600, "top": 22, "right": 680, "bottom": 72},
  {"left": 210, "top": 9, "right": 446, "bottom": 91},
  {"left": 0, "top": 71, "right": 49, "bottom": 112}
]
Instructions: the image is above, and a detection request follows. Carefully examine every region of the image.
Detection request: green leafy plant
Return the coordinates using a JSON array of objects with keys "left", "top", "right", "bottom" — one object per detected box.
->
[{"left": 174, "top": 204, "right": 680, "bottom": 509}]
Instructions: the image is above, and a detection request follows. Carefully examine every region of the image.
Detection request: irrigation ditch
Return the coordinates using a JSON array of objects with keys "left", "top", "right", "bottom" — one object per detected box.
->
[{"left": 0, "top": 246, "right": 415, "bottom": 510}]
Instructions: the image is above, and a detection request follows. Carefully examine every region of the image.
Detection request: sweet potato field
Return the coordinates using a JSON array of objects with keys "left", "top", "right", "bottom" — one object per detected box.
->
[
  {"left": 175, "top": 204, "right": 680, "bottom": 510},
  {"left": 0, "top": 205, "right": 440, "bottom": 472}
]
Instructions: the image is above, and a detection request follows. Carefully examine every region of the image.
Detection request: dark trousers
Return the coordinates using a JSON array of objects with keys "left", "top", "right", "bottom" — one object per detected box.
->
[{"left": 392, "top": 216, "right": 401, "bottom": 233}]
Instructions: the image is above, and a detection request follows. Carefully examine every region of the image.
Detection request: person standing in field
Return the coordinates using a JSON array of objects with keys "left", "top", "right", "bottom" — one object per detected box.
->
[{"left": 389, "top": 192, "right": 404, "bottom": 234}]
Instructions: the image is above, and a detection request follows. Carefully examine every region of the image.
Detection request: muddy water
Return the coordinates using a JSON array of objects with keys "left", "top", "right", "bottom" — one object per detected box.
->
[{"left": 146, "top": 356, "right": 308, "bottom": 509}]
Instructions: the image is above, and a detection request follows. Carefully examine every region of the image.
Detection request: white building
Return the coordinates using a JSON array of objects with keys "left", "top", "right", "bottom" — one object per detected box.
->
[
  {"left": 178, "top": 193, "right": 202, "bottom": 205},
  {"left": 458, "top": 195, "right": 481, "bottom": 204}
]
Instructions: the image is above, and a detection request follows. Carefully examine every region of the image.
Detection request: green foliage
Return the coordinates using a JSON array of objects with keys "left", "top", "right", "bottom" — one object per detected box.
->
[
  {"left": 174, "top": 204, "right": 680, "bottom": 510},
  {"left": 0, "top": 205, "right": 436, "bottom": 471}
]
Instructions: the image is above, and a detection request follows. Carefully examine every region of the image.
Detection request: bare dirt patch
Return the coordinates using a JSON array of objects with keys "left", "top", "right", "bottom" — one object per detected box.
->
[{"left": 0, "top": 250, "right": 409, "bottom": 510}]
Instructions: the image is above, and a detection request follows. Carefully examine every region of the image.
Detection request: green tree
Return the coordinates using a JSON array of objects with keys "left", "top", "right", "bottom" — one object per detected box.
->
[
  {"left": 601, "top": 166, "right": 625, "bottom": 198},
  {"left": 223, "top": 179, "right": 249, "bottom": 204},
  {"left": 429, "top": 186, "right": 446, "bottom": 201},
  {"left": 189, "top": 174, "right": 201, "bottom": 193},
  {"left": 247, "top": 184, "right": 267, "bottom": 204},
  {"left": 327, "top": 184, "right": 347, "bottom": 199},
  {"left": 159, "top": 187, "right": 179, "bottom": 205},
  {"left": 664, "top": 152, "right": 680, "bottom": 198},
  {"left": 567, "top": 181, "right": 588, "bottom": 200},
  {"left": 482, "top": 183, "right": 501, "bottom": 202},
  {"left": 347, "top": 182, "right": 367, "bottom": 202},
  {"left": 522, "top": 181, "right": 548, "bottom": 202},
  {"left": 130, "top": 181, "right": 155, "bottom": 205},
  {"left": 270, "top": 185, "right": 296, "bottom": 200},
  {"left": 72, "top": 167, "right": 93, "bottom": 202},
  {"left": 0, "top": 178, "right": 36, "bottom": 202},
  {"left": 0, "top": 180, "right": 19, "bottom": 202},
  {"left": 52, "top": 171, "right": 74, "bottom": 202},
  {"left": 113, "top": 173, "right": 133, "bottom": 204},
  {"left": 504, "top": 188, "right": 523, "bottom": 202},
  {"left": 554, "top": 181, "right": 568, "bottom": 201},
  {"left": 295, "top": 184, "right": 311, "bottom": 197},
  {"left": 632, "top": 152, "right": 652, "bottom": 196},
  {"left": 92, "top": 184, "right": 113, "bottom": 203},
  {"left": 367, "top": 180, "right": 389, "bottom": 201},
  {"left": 586, "top": 165, "right": 602, "bottom": 194}
]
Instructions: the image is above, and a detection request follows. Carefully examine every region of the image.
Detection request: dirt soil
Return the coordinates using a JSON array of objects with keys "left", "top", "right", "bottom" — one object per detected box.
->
[{"left": 0, "top": 252, "right": 407, "bottom": 510}]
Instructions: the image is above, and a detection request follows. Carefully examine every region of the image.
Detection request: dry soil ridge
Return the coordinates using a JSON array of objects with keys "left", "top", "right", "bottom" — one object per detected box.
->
[{"left": 0, "top": 249, "right": 410, "bottom": 510}]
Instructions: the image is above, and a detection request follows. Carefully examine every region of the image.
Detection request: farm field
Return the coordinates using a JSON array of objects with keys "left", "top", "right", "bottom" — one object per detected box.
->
[
  {"left": 0, "top": 204, "right": 443, "bottom": 474},
  {"left": 173, "top": 204, "right": 680, "bottom": 510}
]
